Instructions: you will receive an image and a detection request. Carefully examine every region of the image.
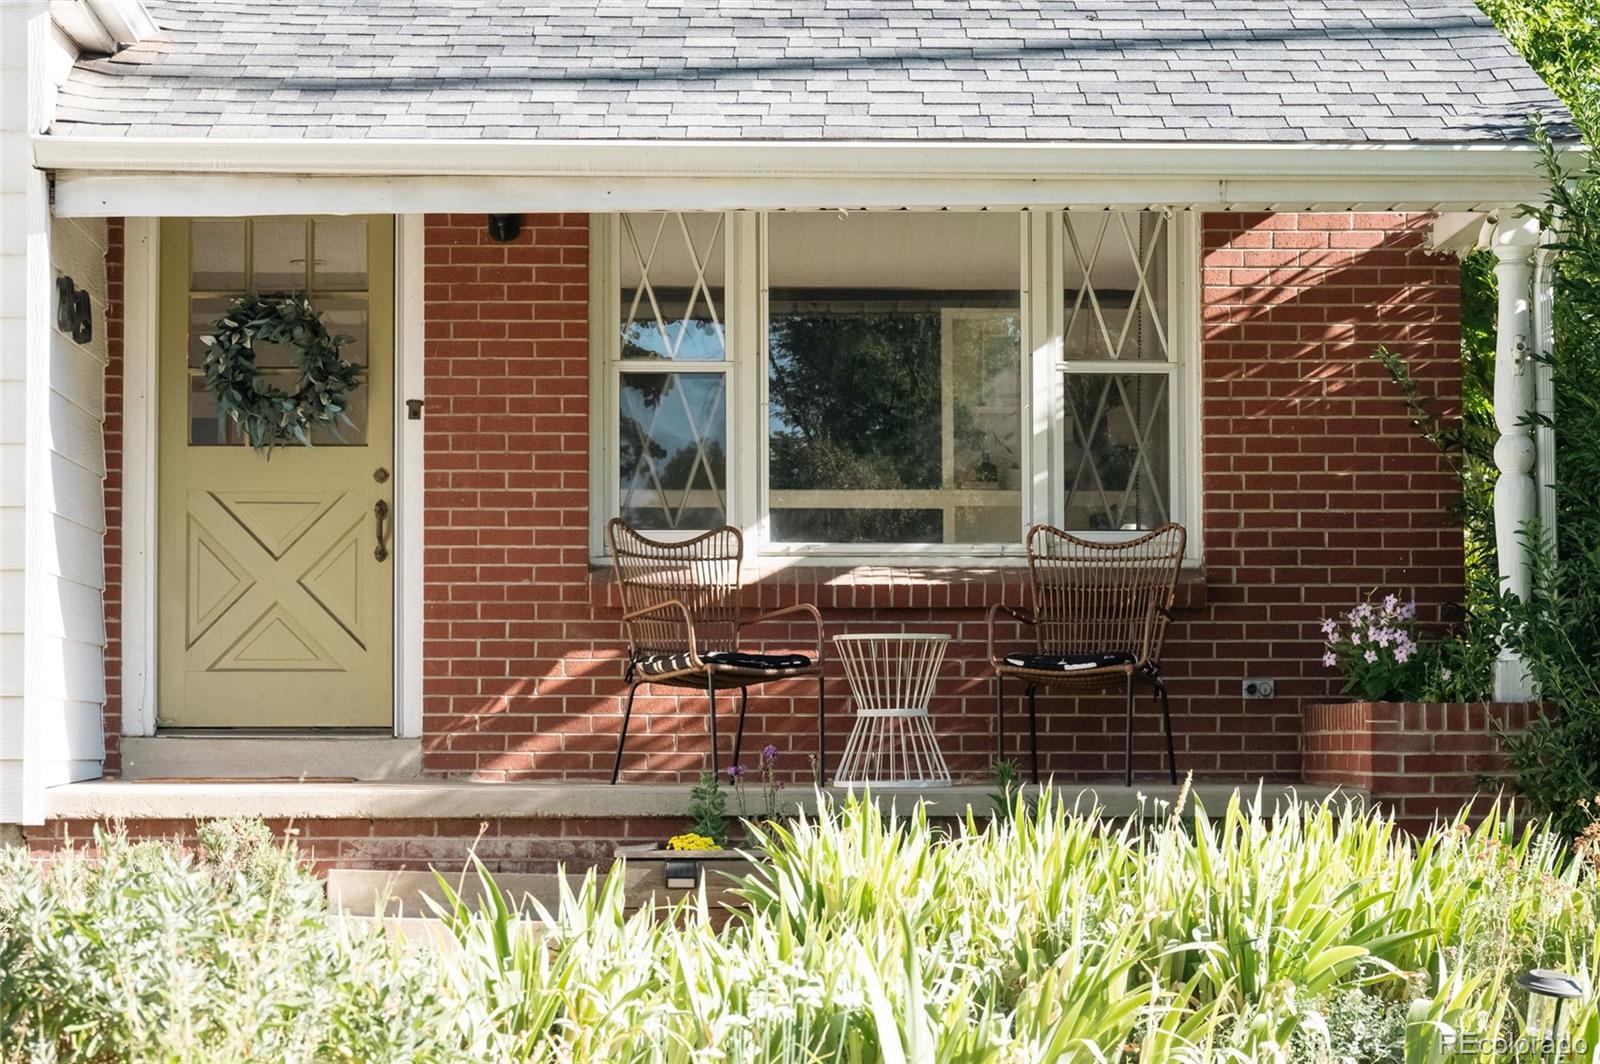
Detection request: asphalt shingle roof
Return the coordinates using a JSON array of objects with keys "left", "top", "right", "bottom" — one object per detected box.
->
[{"left": 49, "top": 0, "right": 1570, "bottom": 143}]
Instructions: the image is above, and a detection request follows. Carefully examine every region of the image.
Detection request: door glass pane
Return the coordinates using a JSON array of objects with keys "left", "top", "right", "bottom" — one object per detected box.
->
[
  {"left": 1063, "top": 213, "right": 1169, "bottom": 362},
  {"left": 189, "top": 295, "right": 238, "bottom": 368},
  {"left": 191, "top": 219, "right": 246, "bottom": 291},
  {"left": 187, "top": 374, "right": 242, "bottom": 446},
  {"left": 619, "top": 213, "right": 726, "bottom": 361},
  {"left": 1063, "top": 372, "right": 1171, "bottom": 531},
  {"left": 318, "top": 295, "right": 369, "bottom": 365},
  {"left": 312, "top": 218, "right": 369, "bottom": 290},
  {"left": 619, "top": 372, "right": 727, "bottom": 529},
  {"left": 766, "top": 212, "right": 1021, "bottom": 544},
  {"left": 252, "top": 217, "right": 308, "bottom": 293}
]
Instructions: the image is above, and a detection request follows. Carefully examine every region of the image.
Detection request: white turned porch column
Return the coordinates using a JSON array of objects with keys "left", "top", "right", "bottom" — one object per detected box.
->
[{"left": 1491, "top": 214, "right": 1542, "bottom": 701}]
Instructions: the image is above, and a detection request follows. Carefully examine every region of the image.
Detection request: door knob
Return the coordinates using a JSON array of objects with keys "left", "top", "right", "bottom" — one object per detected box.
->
[{"left": 374, "top": 500, "right": 390, "bottom": 562}]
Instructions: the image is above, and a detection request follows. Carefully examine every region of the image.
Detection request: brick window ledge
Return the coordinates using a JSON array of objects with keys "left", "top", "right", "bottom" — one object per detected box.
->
[{"left": 592, "top": 564, "right": 1208, "bottom": 613}]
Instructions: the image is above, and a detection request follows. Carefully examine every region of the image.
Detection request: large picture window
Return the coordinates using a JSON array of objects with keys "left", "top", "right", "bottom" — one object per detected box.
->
[
  {"left": 593, "top": 210, "right": 1196, "bottom": 561},
  {"left": 766, "top": 213, "right": 1022, "bottom": 545}
]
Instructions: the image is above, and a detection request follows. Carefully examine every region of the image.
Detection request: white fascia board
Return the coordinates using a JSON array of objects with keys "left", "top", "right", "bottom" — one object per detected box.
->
[
  {"left": 36, "top": 137, "right": 1569, "bottom": 217},
  {"left": 31, "top": 136, "right": 1574, "bottom": 179}
]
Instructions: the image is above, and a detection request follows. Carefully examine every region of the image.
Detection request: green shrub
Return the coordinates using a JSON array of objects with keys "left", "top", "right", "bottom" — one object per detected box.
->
[{"left": 0, "top": 821, "right": 457, "bottom": 1062}]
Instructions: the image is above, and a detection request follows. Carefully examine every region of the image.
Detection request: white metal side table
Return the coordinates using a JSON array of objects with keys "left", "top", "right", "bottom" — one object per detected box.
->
[{"left": 832, "top": 633, "right": 952, "bottom": 788}]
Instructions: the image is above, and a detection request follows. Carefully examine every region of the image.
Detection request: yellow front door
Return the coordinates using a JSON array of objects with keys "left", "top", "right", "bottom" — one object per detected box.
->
[{"left": 157, "top": 217, "right": 395, "bottom": 727}]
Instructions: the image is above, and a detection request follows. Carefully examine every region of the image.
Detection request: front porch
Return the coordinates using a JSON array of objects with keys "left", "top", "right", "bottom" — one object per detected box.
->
[{"left": 30, "top": 777, "right": 1353, "bottom": 875}]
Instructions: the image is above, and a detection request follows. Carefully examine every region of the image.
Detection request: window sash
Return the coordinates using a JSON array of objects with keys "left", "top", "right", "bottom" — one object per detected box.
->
[{"left": 591, "top": 210, "right": 1198, "bottom": 563}]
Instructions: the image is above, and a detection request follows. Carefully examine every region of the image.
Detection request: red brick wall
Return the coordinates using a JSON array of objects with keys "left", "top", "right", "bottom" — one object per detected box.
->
[
  {"left": 95, "top": 210, "right": 1464, "bottom": 788},
  {"left": 1304, "top": 700, "right": 1533, "bottom": 830},
  {"left": 102, "top": 218, "right": 124, "bottom": 776},
  {"left": 421, "top": 214, "right": 597, "bottom": 777},
  {"left": 417, "top": 210, "right": 1463, "bottom": 785},
  {"left": 1185, "top": 211, "right": 1465, "bottom": 778}
]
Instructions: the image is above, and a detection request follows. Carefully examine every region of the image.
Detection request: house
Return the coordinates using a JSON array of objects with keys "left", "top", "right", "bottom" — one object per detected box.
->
[{"left": 0, "top": 0, "right": 1576, "bottom": 868}]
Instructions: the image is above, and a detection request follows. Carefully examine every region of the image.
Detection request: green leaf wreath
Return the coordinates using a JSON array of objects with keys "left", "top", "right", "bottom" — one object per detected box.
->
[{"left": 200, "top": 291, "right": 360, "bottom": 453}]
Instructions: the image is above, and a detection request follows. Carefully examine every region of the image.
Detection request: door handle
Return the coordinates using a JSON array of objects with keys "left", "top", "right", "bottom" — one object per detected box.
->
[{"left": 374, "top": 500, "right": 390, "bottom": 562}]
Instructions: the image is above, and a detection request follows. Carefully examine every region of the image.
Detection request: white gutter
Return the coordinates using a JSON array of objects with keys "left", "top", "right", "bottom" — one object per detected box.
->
[
  {"left": 37, "top": 137, "right": 1572, "bottom": 217},
  {"left": 32, "top": 136, "right": 1569, "bottom": 179}
]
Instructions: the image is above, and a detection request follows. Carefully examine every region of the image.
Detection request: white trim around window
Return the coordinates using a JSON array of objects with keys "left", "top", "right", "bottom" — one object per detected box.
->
[{"left": 588, "top": 209, "right": 1202, "bottom": 567}]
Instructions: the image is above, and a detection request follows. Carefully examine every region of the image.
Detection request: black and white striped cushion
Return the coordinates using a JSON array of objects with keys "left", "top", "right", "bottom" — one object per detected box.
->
[
  {"left": 634, "top": 651, "right": 812, "bottom": 677},
  {"left": 1003, "top": 651, "right": 1135, "bottom": 672}
]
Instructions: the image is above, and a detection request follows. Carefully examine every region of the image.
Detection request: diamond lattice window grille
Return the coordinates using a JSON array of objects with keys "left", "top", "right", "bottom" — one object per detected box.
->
[
  {"left": 620, "top": 213, "right": 726, "bottom": 362},
  {"left": 1063, "top": 212, "right": 1170, "bottom": 363},
  {"left": 1063, "top": 371, "right": 1171, "bottom": 532},
  {"left": 619, "top": 371, "right": 728, "bottom": 530}
]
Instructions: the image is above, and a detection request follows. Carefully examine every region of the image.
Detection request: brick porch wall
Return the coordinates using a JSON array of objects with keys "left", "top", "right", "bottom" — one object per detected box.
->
[
  {"left": 97, "top": 210, "right": 1464, "bottom": 786},
  {"left": 1303, "top": 700, "right": 1534, "bottom": 830}
]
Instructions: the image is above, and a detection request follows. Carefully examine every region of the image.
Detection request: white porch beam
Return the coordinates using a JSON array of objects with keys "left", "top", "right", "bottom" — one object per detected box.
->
[
  {"left": 1491, "top": 213, "right": 1542, "bottom": 702},
  {"left": 35, "top": 137, "right": 1567, "bottom": 217}
]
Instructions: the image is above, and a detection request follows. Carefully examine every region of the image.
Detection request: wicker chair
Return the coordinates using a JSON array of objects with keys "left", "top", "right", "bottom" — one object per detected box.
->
[
  {"left": 608, "top": 519, "right": 826, "bottom": 785},
  {"left": 986, "top": 523, "right": 1185, "bottom": 786}
]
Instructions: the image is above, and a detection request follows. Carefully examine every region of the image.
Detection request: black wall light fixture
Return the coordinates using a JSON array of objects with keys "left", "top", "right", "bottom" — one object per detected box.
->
[
  {"left": 487, "top": 214, "right": 523, "bottom": 242},
  {"left": 56, "top": 275, "right": 93, "bottom": 344}
]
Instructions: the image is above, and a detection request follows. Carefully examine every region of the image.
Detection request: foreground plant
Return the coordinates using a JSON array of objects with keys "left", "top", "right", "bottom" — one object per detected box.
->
[
  {"left": 8, "top": 796, "right": 1600, "bottom": 1062},
  {"left": 437, "top": 790, "right": 1600, "bottom": 1062}
]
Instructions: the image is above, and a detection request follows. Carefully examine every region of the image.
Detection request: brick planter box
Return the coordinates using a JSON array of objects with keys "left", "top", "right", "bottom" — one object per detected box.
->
[{"left": 1303, "top": 701, "right": 1537, "bottom": 831}]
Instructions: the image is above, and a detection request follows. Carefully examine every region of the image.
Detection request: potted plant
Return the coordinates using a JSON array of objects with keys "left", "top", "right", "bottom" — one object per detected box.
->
[{"left": 615, "top": 746, "right": 787, "bottom": 897}]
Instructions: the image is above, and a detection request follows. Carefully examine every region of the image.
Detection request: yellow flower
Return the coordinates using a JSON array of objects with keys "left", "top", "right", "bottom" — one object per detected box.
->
[{"left": 666, "top": 833, "right": 721, "bottom": 852}]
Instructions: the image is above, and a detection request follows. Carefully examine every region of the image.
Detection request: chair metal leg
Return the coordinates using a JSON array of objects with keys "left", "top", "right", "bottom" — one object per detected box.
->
[
  {"left": 1027, "top": 684, "right": 1040, "bottom": 784},
  {"left": 1123, "top": 672, "right": 1135, "bottom": 787},
  {"left": 732, "top": 686, "right": 749, "bottom": 768},
  {"left": 707, "top": 672, "right": 720, "bottom": 778},
  {"left": 1156, "top": 679, "right": 1177, "bottom": 785},
  {"left": 995, "top": 676, "right": 1006, "bottom": 767},
  {"left": 817, "top": 674, "right": 827, "bottom": 788},
  {"left": 611, "top": 682, "right": 640, "bottom": 785}
]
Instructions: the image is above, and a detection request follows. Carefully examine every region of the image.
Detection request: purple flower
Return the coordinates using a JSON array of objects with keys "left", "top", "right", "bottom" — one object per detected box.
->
[
  {"left": 725, "top": 764, "right": 745, "bottom": 781},
  {"left": 1351, "top": 631, "right": 1362, "bottom": 646},
  {"left": 761, "top": 744, "right": 779, "bottom": 763},
  {"left": 1320, "top": 618, "right": 1338, "bottom": 638},
  {"left": 1394, "top": 645, "right": 1411, "bottom": 664},
  {"left": 1383, "top": 594, "right": 1399, "bottom": 613},
  {"left": 1364, "top": 649, "right": 1378, "bottom": 664},
  {"left": 1399, "top": 601, "right": 1417, "bottom": 620},
  {"left": 1322, "top": 651, "right": 1337, "bottom": 668},
  {"left": 1372, "top": 628, "right": 1391, "bottom": 648}
]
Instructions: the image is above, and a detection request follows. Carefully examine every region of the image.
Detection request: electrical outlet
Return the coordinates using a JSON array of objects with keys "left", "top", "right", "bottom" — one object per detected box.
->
[{"left": 1242, "top": 677, "right": 1276, "bottom": 700}]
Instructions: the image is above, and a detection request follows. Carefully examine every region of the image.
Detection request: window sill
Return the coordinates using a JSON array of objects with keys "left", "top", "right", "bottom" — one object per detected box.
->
[{"left": 592, "top": 563, "right": 1207, "bottom": 613}]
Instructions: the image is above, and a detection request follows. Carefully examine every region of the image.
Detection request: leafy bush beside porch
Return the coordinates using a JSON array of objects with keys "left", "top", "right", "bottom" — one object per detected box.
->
[{"left": 6, "top": 796, "right": 1600, "bottom": 1062}]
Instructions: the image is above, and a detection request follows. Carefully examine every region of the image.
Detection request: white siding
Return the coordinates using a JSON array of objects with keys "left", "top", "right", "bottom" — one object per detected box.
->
[
  {"left": 1, "top": 3, "right": 108, "bottom": 823},
  {"left": 37, "top": 215, "right": 109, "bottom": 791},
  {"left": 0, "top": 2, "right": 46, "bottom": 823}
]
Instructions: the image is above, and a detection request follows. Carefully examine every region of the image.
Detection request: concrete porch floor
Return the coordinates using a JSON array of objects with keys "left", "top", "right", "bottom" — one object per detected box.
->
[{"left": 46, "top": 778, "right": 1361, "bottom": 823}]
